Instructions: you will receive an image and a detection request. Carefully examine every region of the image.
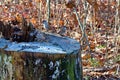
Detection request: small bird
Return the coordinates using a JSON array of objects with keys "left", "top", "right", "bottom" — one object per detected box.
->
[
  {"left": 58, "top": 26, "right": 67, "bottom": 36},
  {"left": 42, "top": 20, "right": 50, "bottom": 31}
]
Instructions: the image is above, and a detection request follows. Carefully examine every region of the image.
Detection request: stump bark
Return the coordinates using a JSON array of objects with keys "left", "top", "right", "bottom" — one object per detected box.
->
[{"left": 0, "top": 32, "right": 80, "bottom": 80}]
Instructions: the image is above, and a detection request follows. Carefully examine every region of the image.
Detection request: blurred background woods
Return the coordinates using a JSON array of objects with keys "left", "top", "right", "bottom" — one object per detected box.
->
[{"left": 0, "top": 0, "right": 120, "bottom": 79}]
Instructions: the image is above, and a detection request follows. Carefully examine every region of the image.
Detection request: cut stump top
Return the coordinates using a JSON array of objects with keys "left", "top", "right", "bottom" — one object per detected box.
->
[{"left": 0, "top": 32, "right": 80, "bottom": 54}]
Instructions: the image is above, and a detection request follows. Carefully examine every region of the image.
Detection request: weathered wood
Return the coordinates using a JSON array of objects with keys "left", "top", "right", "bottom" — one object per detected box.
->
[{"left": 0, "top": 32, "right": 81, "bottom": 80}]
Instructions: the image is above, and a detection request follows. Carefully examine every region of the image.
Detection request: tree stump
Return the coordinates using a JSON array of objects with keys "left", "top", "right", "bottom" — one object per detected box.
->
[{"left": 0, "top": 32, "right": 80, "bottom": 80}]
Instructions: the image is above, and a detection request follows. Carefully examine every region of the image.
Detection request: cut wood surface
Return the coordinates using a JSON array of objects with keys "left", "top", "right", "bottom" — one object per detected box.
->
[{"left": 0, "top": 32, "right": 81, "bottom": 80}]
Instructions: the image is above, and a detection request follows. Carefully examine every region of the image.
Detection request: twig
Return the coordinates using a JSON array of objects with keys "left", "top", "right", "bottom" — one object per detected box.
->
[
  {"left": 74, "top": 4, "right": 91, "bottom": 52},
  {"left": 116, "top": 64, "right": 119, "bottom": 75}
]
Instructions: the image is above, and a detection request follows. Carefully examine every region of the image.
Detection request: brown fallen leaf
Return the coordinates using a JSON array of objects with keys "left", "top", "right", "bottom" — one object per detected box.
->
[
  {"left": 65, "top": 0, "right": 75, "bottom": 9},
  {"left": 82, "top": 53, "right": 91, "bottom": 60}
]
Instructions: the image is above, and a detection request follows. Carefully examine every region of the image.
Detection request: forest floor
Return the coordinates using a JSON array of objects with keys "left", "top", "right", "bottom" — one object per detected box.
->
[{"left": 81, "top": 28, "right": 120, "bottom": 80}]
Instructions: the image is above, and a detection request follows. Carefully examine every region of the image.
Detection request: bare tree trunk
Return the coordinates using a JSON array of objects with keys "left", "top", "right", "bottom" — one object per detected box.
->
[
  {"left": 47, "top": 0, "right": 50, "bottom": 23},
  {"left": 38, "top": 1, "right": 42, "bottom": 25},
  {"left": 114, "top": 0, "right": 120, "bottom": 54}
]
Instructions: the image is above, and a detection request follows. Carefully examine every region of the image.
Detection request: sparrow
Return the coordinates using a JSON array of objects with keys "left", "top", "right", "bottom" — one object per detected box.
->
[
  {"left": 58, "top": 26, "right": 67, "bottom": 36},
  {"left": 42, "top": 20, "right": 50, "bottom": 31}
]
